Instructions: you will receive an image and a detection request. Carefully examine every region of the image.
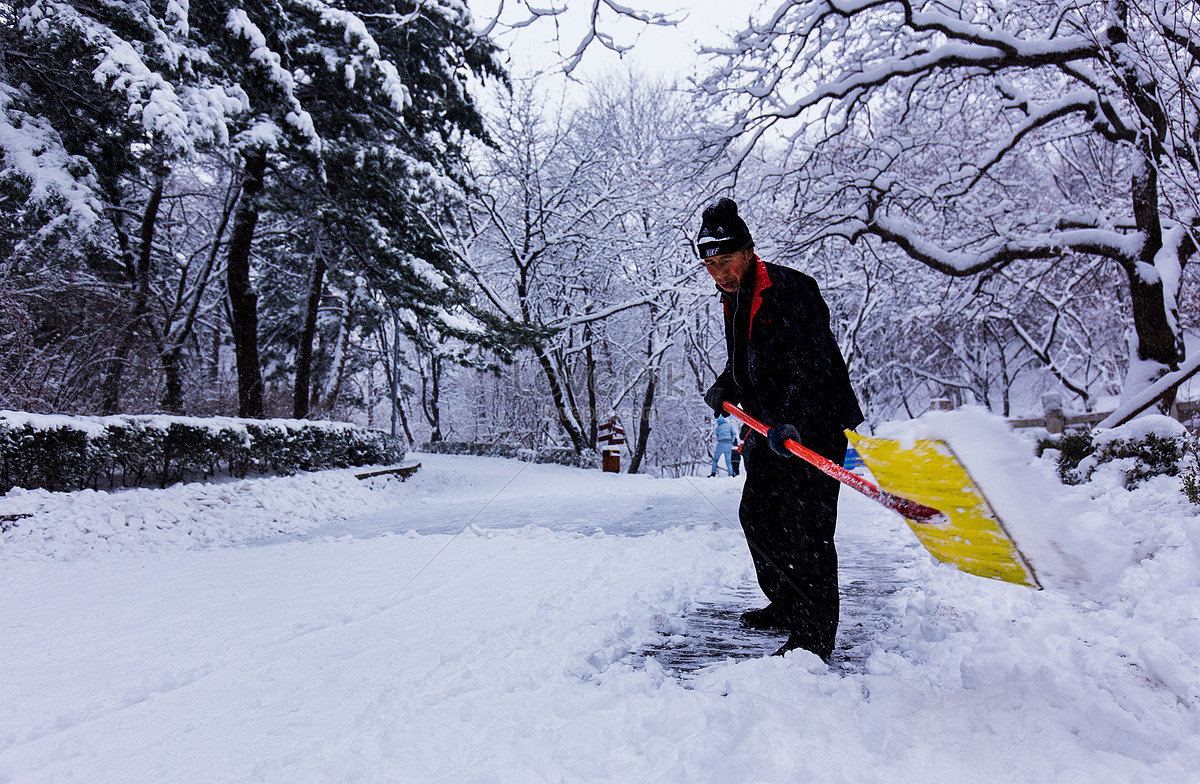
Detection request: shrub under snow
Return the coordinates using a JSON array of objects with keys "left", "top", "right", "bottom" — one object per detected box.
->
[{"left": 0, "top": 411, "right": 406, "bottom": 493}]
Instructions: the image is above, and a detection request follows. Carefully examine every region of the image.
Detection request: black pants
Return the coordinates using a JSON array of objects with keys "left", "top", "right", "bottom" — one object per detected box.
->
[{"left": 739, "top": 429, "right": 846, "bottom": 660}]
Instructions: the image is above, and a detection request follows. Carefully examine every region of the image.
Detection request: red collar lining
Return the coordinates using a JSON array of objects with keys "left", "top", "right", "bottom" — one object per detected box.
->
[{"left": 749, "top": 256, "right": 771, "bottom": 339}]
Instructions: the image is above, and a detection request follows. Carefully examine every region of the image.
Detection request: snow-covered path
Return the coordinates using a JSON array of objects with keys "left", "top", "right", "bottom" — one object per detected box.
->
[{"left": 1, "top": 454, "right": 1197, "bottom": 782}]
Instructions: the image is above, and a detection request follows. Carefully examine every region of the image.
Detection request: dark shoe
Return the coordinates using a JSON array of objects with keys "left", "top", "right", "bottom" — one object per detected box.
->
[
  {"left": 708, "top": 473, "right": 716, "bottom": 477},
  {"left": 740, "top": 604, "right": 790, "bottom": 630},
  {"left": 771, "top": 630, "right": 833, "bottom": 662}
]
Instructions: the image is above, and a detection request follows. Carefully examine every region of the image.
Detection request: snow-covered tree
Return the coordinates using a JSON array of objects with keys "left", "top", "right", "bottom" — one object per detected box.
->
[
  {"left": 787, "top": 233, "right": 1129, "bottom": 422},
  {"left": 1, "top": 0, "right": 247, "bottom": 413},
  {"left": 446, "top": 75, "right": 708, "bottom": 461},
  {"left": 1, "top": 0, "right": 504, "bottom": 418},
  {"left": 567, "top": 76, "right": 711, "bottom": 471},
  {"left": 191, "top": 0, "right": 504, "bottom": 417},
  {"left": 450, "top": 82, "right": 608, "bottom": 451},
  {"left": 703, "top": 0, "right": 1200, "bottom": 416}
]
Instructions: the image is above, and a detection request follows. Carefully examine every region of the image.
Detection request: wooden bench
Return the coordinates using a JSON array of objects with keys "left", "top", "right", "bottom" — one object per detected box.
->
[{"left": 354, "top": 462, "right": 421, "bottom": 481}]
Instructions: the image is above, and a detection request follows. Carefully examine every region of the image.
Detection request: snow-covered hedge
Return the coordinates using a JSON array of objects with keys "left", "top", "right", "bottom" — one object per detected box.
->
[
  {"left": 532, "top": 446, "right": 600, "bottom": 469},
  {"left": 0, "top": 411, "right": 406, "bottom": 493},
  {"left": 420, "top": 440, "right": 533, "bottom": 461},
  {"left": 1039, "top": 415, "right": 1193, "bottom": 490},
  {"left": 420, "top": 441, "right": 599, "bottom": 469}
]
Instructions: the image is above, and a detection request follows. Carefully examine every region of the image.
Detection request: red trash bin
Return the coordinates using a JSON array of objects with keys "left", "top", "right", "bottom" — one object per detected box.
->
[{"left": 598, "top": 418, "right": 626, "bottom": 473}]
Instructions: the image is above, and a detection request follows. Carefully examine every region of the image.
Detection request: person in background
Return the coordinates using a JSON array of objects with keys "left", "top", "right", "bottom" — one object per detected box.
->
[
  {"left": 730, "top": 423, "right": 749, "bottom": 477},
  {"left": 709, "top": 413, "right": 737, "bottom": 477},
  {"left": 698, "top": 197, "right": 864, "bottom": 661}
]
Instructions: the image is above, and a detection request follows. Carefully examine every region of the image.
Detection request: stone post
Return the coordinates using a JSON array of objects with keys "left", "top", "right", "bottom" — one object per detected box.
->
[{"left": 1042, "top": 393, "right": 1065, "bottom": 434}]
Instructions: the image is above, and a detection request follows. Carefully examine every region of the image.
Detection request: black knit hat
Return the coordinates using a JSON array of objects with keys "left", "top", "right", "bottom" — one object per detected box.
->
[{"left": 695, "top": 197, "right": 753, "bottom": 259}]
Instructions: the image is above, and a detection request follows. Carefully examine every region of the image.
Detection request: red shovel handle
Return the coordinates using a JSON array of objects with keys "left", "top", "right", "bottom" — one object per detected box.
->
[{"left": 722, "top": 402, "right": 946, "bottom": 524}]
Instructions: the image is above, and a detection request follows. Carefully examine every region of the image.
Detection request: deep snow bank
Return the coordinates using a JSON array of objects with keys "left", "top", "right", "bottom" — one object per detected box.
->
[{"left": 0, "top": 466, "right": 411, "bottom": 560}]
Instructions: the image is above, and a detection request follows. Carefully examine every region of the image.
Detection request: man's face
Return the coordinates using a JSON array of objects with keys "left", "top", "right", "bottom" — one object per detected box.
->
[{"left": 704, "top": 248, "right": 753, "bottom": 292}]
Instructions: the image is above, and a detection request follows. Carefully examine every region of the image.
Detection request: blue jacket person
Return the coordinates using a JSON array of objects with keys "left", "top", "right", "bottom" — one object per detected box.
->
[
  {"left": 699, "top": 198, "right": 864, "bottom": 661},
  {"left": 710, "top": 414, "right": 737, "bottom": 476}
]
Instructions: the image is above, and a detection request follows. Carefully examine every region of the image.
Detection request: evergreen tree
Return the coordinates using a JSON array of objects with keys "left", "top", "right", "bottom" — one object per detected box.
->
[
  {"left": 1, "top": 0, "right": 505, "bottom": 417},
  {"left": 191, "top": 0, "right": 504, "bottom": 417}
]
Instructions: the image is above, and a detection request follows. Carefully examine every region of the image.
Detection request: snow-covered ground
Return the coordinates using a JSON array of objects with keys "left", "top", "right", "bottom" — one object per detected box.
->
[{"left": 2, "top": 446, "right": 1198, "bottom": 783}]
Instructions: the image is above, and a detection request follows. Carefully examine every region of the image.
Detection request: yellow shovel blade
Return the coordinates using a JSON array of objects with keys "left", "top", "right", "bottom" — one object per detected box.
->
[{"left": 846, "top": 432, "right": 1040, "bottom": 589}]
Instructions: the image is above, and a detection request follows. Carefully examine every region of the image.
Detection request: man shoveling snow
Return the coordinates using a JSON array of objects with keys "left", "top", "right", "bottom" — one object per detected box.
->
[{"left": 696, "top": 196, "right": 864, "bottom": 661}]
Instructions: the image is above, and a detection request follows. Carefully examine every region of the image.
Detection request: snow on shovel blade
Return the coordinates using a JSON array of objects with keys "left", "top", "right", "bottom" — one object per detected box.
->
[{"left": 847, "top": 432, "right": 1042, "bottom": 589}]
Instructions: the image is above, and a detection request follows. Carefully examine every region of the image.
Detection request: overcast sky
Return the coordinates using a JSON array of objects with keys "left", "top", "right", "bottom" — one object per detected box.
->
[{"left": 468, "top": 0, "right": 759, "bottom": 88}]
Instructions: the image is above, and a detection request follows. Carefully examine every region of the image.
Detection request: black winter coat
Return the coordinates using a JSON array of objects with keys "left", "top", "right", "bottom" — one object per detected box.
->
[{"left": 712, "top": 257, "right": 863, "bottom": 443}]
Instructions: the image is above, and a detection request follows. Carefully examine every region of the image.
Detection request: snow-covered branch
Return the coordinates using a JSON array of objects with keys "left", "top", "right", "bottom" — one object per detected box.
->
[
  {"left": 1097, "top": 348, "right": 1200, "bottom": 427},
  {"left": 863, "top": 213, "right": 1143, "bottom": 276},
  {"left": 475, "top": 0, "right": 682, "bottom": 75},
  {"left": 0, "top": 84, "right": 102, "bottom": 230}
]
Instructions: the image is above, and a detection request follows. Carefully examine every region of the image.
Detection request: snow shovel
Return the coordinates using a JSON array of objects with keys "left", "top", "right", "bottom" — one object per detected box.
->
[{"left": 722, "top": 402, "right": 1042, "bottom": 589}]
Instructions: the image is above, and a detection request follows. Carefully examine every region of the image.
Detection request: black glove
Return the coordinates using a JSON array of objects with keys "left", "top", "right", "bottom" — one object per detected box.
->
[
  {"left": 766, "top": 424, "right": 803, "bottom": 457},
  {"left": 703, "top": 384, "right": 730, "bottom": 418}
]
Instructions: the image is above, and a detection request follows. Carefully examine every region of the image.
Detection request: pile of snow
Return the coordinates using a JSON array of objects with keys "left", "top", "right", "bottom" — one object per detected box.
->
[
  {"left": 876, "top": 406, "right": 1135, "bottom": 599},
  {"left": 0, "top": 466, "right": 414, "bottom": 560}
]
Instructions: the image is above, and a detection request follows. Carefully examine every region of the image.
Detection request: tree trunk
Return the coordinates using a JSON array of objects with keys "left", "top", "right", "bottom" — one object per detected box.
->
[
  {"left": 208, "top": 320, "right": 222, "bottom": 386},
  {"left": 226, "top": 151, "right": 268, "bottom": 418},
  {"left": 1126, "top": 267, "right": 1182, "bottom": 409},
  {"left": 161, "top": 172, "right": 240, "bottom": 413},
  {"left": 293, "top": 245, "right": 327, "bottom": 419},
  {"left": 627, "top": 364, "right": 655, "bottom": 475},
  {"left": 398, "top": 400, "right": 414, "bottom": 445},
  {"left": 421, "top": 353, "right": 443, "bottom": 442},
  {"left": 161, "top": 350, "right": 185, "bottom": 415},
  {"left": 389, "top": 311, "right": 400, "bottom": 438},
  {"left": 584, "top": 320, "right": 597, "bottom": 449},
  {"left": 533, "top": 345, "right": 585, "bottom": 452},
  {"left": 323, "top": 299, "right": 354, "bottom": 414},
  {"left": 1124, "top": 132, "right": 1182, "bottom": 410},
  {"left": 100, "top": 164, "right": 167, "bottom": 414},
  {"left": 993, "top": 323, "right": 1013, "bottom": 417}
]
